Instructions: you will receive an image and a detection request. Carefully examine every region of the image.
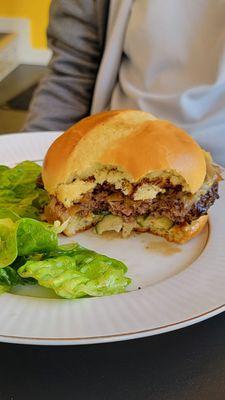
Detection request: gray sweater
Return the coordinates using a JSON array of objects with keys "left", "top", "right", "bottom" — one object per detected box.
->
[{"left": 24, "top": 0, "right": 109, "bottom": 132}]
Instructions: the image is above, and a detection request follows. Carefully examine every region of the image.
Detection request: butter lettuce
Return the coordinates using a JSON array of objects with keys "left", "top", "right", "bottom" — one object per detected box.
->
[
  {"left": 0, "top": 208, "right": 20, "bottom": 222},
  {"left": 18, "top": 244, "right": 131, "bottom": 298},
  {"left": 0, "top": 285, "right": 8, "bottom": 294},
  {"left": 0, "top": 266, "right": 35, "bottom": 294},
  {"left": 0, "top": 212, "right": 58, "bottom": 268},
  {"left": 0, "top": 161, "right": 49, "bottom": 219},
  {"left": 17, "top": 218, "right": 58, "bottom": 256},
  {"left": 0, "top": 210, "right": 58, "bottom": 292},
  {"left": 0, "top": 214, "right": 131, "bottom": 298},
  {"left": 0, "top": 218, "right": 18, "bottom": 268}
]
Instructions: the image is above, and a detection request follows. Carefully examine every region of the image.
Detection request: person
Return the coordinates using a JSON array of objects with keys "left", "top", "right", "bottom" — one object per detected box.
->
[{"left": 24, "top": 0, "right": 225, "bottom": 166}]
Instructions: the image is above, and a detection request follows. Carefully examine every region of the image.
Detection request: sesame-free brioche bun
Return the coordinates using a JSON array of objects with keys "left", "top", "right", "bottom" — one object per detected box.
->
[
  {"left": 132, "top": 215, "right": 208, "bottom": 244},
  {"left": 42, "top": 109, "right": 206, "bottom": 196},
  {"left": 161, "top": 215, "right": 208, "bottom": 244},
  {"left": 64, "top": 215, "right": 208, "bottom": 244}
]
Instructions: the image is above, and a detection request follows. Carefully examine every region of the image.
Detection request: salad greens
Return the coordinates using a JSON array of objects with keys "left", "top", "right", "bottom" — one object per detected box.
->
[
  {"left": 0, "top": 266, "right": 35, "bottom": 294},
  {"left": 0, "top": 266, "right": 15, "bottom": 293},
  {"left": 18, "top": 244, "right": 130, "bottom": 298},
  {"left": 0, "top": 215, "right": 130, "bottom": 298},
  {"left": 0, "top": 211, "right": 58, "bottom": 268},
  {"left": 0, "top": 161, "right": 131, "bottom": 298},
  {"left": 0, "top": 161, "right": 49, "bottom": 219}
]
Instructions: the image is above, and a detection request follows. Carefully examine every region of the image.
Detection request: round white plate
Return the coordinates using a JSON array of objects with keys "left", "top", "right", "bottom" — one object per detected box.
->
[{"left": 0, "top": 131, "right": 224, "bottom": 345}]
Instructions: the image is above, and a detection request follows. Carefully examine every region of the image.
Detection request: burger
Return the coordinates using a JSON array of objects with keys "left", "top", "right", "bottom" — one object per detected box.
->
[{"left": 42, "top": 110, "right": 221, "bottom": 243}]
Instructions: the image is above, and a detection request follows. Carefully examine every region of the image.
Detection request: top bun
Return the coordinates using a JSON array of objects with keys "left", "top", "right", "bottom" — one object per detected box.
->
[{"left": 42, "top": 110, "right": 206, "bottom": 196}]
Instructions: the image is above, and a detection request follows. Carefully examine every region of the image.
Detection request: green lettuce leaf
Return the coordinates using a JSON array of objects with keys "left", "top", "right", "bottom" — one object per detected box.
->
[
  {"left": 18, "top": 244, "right": 131, "bottom": 298},
  {"left": 0, "top": 165, "right": 9, "bottom": 174},
  {"left": 0, "top": 208, "right": 20, "bottom": 222},
  {"left": 0, "top": 218, "right": 18, "bottom": 268},
  {"left": 0, "top": 284, "right": 9, "bottom": 294},
  {"left": 0, "top": 266, "right": 36, "bottom": 294},
  {"left": 0, "top": 161, "right": 49, "bottom": 219},
  {"left": 0, "top": 214, "right": 58, "bottom": 268},
  {"left": 17, "top": 218, "right": 58, "bottom": 256}
]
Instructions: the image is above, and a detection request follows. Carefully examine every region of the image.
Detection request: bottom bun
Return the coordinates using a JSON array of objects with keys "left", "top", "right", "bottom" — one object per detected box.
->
[
  {"left": 58, "top": 212, "right": 208, "bottom": 244},
  {"left": 151, "top": 215, "right": 208, "bottom": 244}
]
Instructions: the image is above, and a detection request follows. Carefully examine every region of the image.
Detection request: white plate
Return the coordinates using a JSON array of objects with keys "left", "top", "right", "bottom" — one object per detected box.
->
[{"left": 0, "top": 131, "right": 224, "bottom": 345}]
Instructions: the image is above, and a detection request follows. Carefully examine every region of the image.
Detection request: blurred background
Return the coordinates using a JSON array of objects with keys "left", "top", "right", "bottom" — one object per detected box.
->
[{"left": 0, "top": 0, "right": 51, "bottom": 133}]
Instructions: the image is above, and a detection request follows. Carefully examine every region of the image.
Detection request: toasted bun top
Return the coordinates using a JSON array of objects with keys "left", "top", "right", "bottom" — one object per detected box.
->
[{"left": 42, "top": 109, "right": 206, "bottom": 195}]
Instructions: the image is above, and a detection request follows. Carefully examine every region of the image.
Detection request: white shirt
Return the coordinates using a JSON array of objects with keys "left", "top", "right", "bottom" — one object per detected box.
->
[{"left": 91, "top": 0, "right": 225, "bottom": 165}]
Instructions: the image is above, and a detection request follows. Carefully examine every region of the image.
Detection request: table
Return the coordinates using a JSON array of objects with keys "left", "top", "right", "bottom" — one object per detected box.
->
[{"left": 0, "top": 313, "right": 224, "bottom": 400}]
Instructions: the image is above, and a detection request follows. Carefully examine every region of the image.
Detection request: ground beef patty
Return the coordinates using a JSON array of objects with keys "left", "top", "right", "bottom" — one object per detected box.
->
[
  {"left": 144, "top": 182, "right": 219, "bottom": 223},
  {"left": 91, "top": 182, "right": 218, "bottom": 224},
  {"left": 46, "top": 181, "right": 219, "bottom": 225}
]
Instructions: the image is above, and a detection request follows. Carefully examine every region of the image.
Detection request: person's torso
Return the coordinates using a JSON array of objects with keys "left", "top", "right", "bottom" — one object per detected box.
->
[{"left": 91, "top": 0, "right": 225, "bottom": 164}]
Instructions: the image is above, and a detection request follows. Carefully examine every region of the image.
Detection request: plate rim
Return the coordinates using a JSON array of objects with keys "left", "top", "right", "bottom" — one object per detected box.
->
[{"left": 0, "top": 302, "right": 224, "bottom": 345}]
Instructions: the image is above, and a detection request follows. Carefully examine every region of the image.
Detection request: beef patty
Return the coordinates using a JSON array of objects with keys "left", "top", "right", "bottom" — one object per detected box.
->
[{"left": 46, "top": 181, "right": 219, "bottom": 225}]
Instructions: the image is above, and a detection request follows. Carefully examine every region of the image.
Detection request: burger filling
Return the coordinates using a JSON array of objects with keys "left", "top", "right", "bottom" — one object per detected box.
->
[{"left": 43, "top": 162, "right": 220, "bottom": 237}]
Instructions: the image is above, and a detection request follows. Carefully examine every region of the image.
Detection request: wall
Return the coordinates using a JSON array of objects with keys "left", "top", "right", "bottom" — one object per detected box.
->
[{"left": 0, "top": 0, "right": 51, "bottom": 49}]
